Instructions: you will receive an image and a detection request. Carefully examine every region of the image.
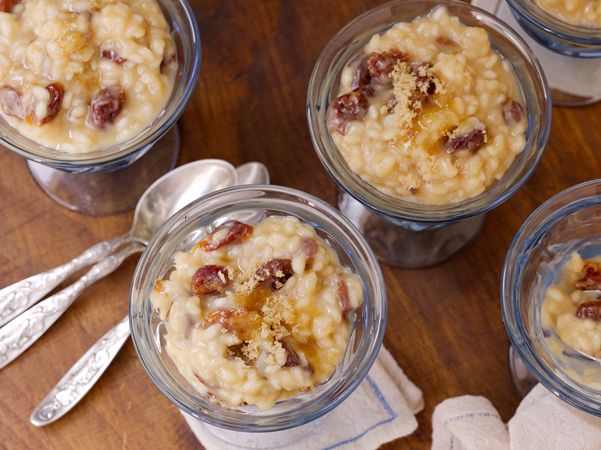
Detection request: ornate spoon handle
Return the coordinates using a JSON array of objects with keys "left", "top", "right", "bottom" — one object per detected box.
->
[
  {"left": 0, "top": 243, "right": 143, "bottom": 369},
  {"left": 30, "top": 316, "right": 130, "bottom": 427},
  {"left": 0, "top": 234, "right": 131, "bottom": 327}
]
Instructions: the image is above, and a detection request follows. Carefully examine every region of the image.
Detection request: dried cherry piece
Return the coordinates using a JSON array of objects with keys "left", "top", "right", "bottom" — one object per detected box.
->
[
  {"left": 281, "top": 340, "right": 302, "bottom": 367},
  {"left": 199, "top": 220, "right": 253, "bottom": 251},
  {"left": 338, "top": 279, "right": 352, "bottom": 314},
  {"left": 445, "top": 128, "right": 486, "bottom": 154},
  {"left": 436, "top": 36, "right": 460, "bottom": 51},
  {"left": 352, "top": 59, "right": 371, "bottom": 90},
  {"left": 575, "top": 263, "right": 601, "bottom": 291},
  {"left": 101, "top": 49, "right": 126, "bottom": 65},
  {"left": 0, "top": 86, "right": 24, "bottom": 119},
  {"left": 0, "top": 0, "right": 17, "bottom": 12},
  {"left": 367, "top": 50, "right": 407, "bottom": 82},
  {"left": 411, "top": 62, "right": 437, "bottom": 98},
  {"left": 202, "top": 307, "right": 246, "bottom": 331},
  {"left": 576, "top": 301, "right": 601, "bottom": 321},
  {"left": 327, "top": 89, "right": 368, "bottom": 135},
  {"left": 40, "top": 83, "right": 64, "bottom": 125},
  {"left": 501, "top": 98, "right": 524, "bottom": 126},
  {"left": 160, "top": 51, "right": 176, "bottom": 74},
  {"left": 256, "top": 258, "right": 293, "bottom": 290},
  {"left": 88, "top": 86, "right": 125, "bottom": 129},
  {"left": 191, "top": 265, "right": 230, "bottom": 296},
  {"left": 303, "top": 238, "right": 318, "bottom": 260}
]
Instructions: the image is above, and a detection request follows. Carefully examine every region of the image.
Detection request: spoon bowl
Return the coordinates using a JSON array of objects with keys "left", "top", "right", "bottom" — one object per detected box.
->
[
  {"left": 132, "top": 160, "right": 238, "bottom": 243},
  {"left": 0, "top": 160, "right": 238, "bottom": 327}
]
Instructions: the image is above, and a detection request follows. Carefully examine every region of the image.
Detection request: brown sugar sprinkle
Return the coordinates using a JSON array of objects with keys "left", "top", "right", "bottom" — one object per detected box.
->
[{"left": 198, "top": 220, "right": 253, "bottom": 252}]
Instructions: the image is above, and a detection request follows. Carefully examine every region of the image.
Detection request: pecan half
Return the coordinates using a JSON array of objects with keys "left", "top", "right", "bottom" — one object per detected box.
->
[
  {"left": 198, "top": 220, "right": 253, "bottom": 252},
  {"left": 191, "top": 265, "right": 230, "bottom": 296}
]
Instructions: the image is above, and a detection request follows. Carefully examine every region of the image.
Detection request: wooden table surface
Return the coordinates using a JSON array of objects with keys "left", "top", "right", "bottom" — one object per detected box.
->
[{"left": 2, "top": 0, "right": 601, "bottom": 448}]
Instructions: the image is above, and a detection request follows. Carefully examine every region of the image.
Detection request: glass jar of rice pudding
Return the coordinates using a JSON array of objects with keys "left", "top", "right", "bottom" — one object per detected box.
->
[
  {"left": 506, "top": 0, "right": 601, "bottom": 57},
  {"left": 0, "top": 0, "right": 200, "bottom": 214},
  {"left": 308, "top": 0, "right": 551, "bottom": 268},
  {"left": 502, "top": 179, "right": 601, "bottom": 414},
  {"left": 130, "top": 185, "right": 386, "bottom": 432}
]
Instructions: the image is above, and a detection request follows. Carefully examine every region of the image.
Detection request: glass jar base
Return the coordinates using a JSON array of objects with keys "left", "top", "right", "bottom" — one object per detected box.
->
[
  {"left": 337, "top": 190, "right": 485, "bottom": 269},
  {"left": 27, "top": 126, "right": 180, "bottom": 216},
  {"left": 509, "top": 346, "right": 537, "bottom": 398}
]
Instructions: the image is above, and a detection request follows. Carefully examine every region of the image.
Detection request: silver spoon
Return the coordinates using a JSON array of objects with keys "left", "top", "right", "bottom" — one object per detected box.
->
[
  {"left": 0, "top": 160, "right": 238, "bottom": 327},
  {"left": 0, "top": 160, "right": 238, "bottom": 370},
  {"left": 30, "top": 162, "right": 269, "bottom": 427}
]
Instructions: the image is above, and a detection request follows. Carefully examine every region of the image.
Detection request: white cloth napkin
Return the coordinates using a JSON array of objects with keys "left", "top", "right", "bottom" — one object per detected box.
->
[
  {"left": 472, "top": 0, "right": 601, "bottom": 99},
  {"left": 432, "top": 383, "right": 601, "bottom": 450},
  {"left": 182, "top": 347, "right": 423, "bottom": 450}
]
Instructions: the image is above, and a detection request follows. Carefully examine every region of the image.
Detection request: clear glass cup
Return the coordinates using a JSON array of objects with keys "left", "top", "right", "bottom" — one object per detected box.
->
[
  {"left": 307, "top": 0, "right": 551, "bottom": 269},
  {"left": 0, "top": 0, "right": 201, "bottom": 215},
  {"left": 501, "top": 179, "right": 601, "bottom": 415},
  {"left": 506, "top": 0, "right": 601, "bottom": 58},
  {"left": 129, "top": 185, "right": 387, "bottom": 432},
  {"left": 505, "top": 0, "right": 601, "bottom": 107}
]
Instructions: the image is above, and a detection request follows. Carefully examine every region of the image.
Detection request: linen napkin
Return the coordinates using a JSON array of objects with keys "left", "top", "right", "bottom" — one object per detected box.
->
[
  {"left": 432, "top": 383, "right": 601, "bottom": 450},
  {"left": 182, "top": 347, "right": 423, "bottom": 450},
  {"left": 472, "top": 0, "right": 601, "bottom": 100}
]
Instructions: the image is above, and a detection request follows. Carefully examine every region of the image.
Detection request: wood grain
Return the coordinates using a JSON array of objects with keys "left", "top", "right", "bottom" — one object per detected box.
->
[{"left": 1, "top": 1, "right": 601, "bottom": 448}]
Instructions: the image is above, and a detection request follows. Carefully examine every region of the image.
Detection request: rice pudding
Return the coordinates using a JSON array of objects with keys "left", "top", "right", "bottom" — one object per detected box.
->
[
  {"left": 150, "top": 216, "right": 363, "bottom": 409},
  {"left": 535, "top": 0, "right": 601, "bottom": 27},
  {"left": 0, "top": 0, "right": 176, "bottom": 153},
  {"left": 542, "top": 252, "right": 601, "bottom": 358},
  {"left": 327, "top": 7, "right": 527, "bottom": 205}
]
